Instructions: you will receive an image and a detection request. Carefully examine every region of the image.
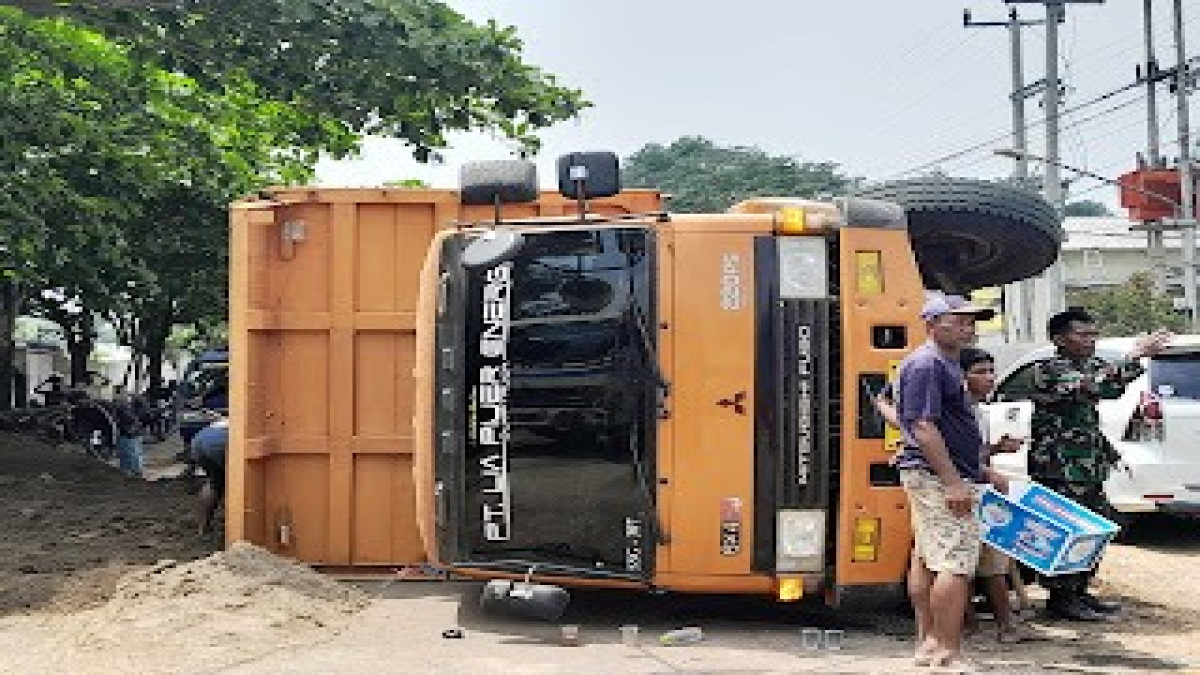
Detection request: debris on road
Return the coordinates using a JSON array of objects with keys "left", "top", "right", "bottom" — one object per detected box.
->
[{"left": 660, "top": 626, "right": 703, "bottom": 646}]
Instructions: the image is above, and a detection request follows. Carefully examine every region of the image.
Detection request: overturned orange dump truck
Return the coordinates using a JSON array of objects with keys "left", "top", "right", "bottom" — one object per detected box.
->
[
  {"left": 226, "top": 186, "right": 660, "bottom": 569},
  {"left": 411, "top": 152, "right": 1061, "bottom": 607}
]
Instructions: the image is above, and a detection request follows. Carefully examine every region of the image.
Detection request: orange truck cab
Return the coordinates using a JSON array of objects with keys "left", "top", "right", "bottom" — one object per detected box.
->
[{"left": 413, "top": 152, "right": 1060, "bottom": 610}]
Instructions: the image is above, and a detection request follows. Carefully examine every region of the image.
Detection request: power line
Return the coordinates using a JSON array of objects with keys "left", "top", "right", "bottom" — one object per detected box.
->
[
  {"left": 1019, "top": 97, "right": 1148, "bottom": 179},
  {"left": 867, "top": 6, "right": 1173, "bottom": 176},
  {"left": 888, "top": 80, "right": 1146, "bottom": 179},
  {"left": 885, "top": 3, "right": 1200, "bottom": 181},
  {"left": 1060, "top": 115, "right": 1188, "bottom": 200},
  {"left": 903, "top": 93, "right": 1147, "bottom": 180},
  {"left": 866, "top": 22, "right": 968, "bottom": 83},
  {"left": 864, "top": 32, "right": 1001, "bottom": 136},
  {"left": 896, "top": 19, "right": 1184, "bottom": 169}
]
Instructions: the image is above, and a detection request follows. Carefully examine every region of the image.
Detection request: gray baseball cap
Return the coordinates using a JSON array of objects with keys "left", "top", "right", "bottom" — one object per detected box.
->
[{"left": 920, "top": 293, "right": 996, "bottom": 322}]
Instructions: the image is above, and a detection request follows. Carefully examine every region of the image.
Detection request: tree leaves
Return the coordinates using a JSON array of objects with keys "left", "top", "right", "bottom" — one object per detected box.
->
[
  {"left": 1070, "top": 272, "right": 1188, "bottom": 336},
  {"left": 35, "top": 0, "right": 590, "bottom": 159},
  {"left": 623, "top": 136, "right": 855, "bottom": 214},
  {"left": 2, "top": 1, "right": 588, "bottom": 386},
  {"left": 1063, "top": 200, "right": 1114, "bottom": 218}
]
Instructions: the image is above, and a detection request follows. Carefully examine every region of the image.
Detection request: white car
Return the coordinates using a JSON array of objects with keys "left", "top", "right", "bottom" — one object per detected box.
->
[{"left": 983, "top": 336, "right": 1200, "bottom": 527}]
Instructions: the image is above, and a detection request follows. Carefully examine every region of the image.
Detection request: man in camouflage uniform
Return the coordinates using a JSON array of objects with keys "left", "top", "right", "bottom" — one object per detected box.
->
[{"left": 1030, "top": 308, "right": 1170, "bottom": 621}]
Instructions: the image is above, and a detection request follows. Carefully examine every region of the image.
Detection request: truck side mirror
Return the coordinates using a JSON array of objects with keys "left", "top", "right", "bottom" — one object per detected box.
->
[
  {"left": 557, "top": 152, "right": 620, "bottom": 222},
  {"left": 460, "top": 160, "right": 539, "bottom": 207}
]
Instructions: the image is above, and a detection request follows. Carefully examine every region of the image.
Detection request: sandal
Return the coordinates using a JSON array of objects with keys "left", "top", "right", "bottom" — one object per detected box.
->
[
  {"left": 914, "top": 640, "right": 940, "bottom": 666},
  {"left": 933, "top": 656, "right": 982, "bottom": 673}
]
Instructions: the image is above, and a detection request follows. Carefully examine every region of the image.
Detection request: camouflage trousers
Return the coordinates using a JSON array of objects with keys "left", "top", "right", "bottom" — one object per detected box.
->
[{"left": 1028, "top": 442, "right": 1116, "bottom": 487}]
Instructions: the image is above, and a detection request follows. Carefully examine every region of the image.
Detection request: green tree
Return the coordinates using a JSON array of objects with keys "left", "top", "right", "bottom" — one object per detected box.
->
[
  {"left": 0, "top": 8, "right": 332, "bottom": 388},
  {"left": 1063, "top": 200, "right": 1114, "bottom": 217},
  {"left": 1, "top": 2, "right": 591, "bottom": 395},
  {"left": 624, "top": 137, "right": 854, "bottom": 213},
  {"left": 20, "top": 0, "right": 589, "bottom": 160},
  {"left": 0, "top": 7, "right": 156, "bottom": 388},
  {"left": 384, "top": 179, "right": 431, "bottom": 188},
  {"left": 1069, "top": 272, "right": 1188, "bottom": 336}
]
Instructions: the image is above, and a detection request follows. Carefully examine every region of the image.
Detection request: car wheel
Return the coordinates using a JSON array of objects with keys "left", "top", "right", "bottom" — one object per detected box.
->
[{"left": 855, "top": 177, "right": 1063, "bottom": 292}]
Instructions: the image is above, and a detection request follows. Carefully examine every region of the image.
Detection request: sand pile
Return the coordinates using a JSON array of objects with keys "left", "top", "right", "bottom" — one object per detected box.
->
[
  {"left": 0, "top": 432, "right": 215, "bottom": 616},
  {"left": 110, "top": 541, "right": 369, "bottom": 611},
  {"left": 0, "top": 543, "right": 370, "bottom": 674}
]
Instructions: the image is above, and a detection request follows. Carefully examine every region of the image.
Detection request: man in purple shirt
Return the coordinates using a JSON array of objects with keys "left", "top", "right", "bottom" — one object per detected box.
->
[{"left": 897, "top": 294, "right": 1007, "bottom": 670}]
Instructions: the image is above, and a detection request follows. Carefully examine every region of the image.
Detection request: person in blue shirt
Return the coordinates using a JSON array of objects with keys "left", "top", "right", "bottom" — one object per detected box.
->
[
  {"left": 894, "top": 294, "right": 1008, "bottom": 670},
  {"left": 191, "top": 417, "right": 229, "bottom": 535}
]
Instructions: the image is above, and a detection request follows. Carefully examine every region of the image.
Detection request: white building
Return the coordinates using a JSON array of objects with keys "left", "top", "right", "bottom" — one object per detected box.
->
[
  {"left": 1060, "top": 216, "right": 1188, "bottom": 295},
  {"left": 984, "top": 216, "right": 1186, "bottom": 366}
]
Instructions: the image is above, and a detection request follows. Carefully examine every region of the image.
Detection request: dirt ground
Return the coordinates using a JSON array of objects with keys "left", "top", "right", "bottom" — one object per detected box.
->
[
  {"left": 0, "top": 433, "right": 367, "bottom": 674},
  {"left": 0, "top": 431, "right": 1199, "bottom": 674},
  {"left": 0, "top": 432, "right": 215, "bottom": 616}
]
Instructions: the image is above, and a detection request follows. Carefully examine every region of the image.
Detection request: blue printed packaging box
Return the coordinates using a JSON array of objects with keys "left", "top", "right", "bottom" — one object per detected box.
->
[{"left": 976, "top": 481, "right": 1120, "bottom": 576}]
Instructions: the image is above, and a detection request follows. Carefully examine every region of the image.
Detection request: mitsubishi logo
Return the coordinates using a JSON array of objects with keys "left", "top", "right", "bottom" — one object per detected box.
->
[{"left": 717, "top": 390, "right": 747, "bottom": 415}]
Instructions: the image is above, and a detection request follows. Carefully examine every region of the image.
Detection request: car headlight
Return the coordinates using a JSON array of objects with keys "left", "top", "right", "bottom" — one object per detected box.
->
[{"left": 776, "top": 509, "right": 825, "bottom": 572}]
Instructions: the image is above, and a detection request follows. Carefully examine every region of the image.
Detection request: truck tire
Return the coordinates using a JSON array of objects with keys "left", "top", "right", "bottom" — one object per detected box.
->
[{"left": 855, "top": 178, "right": 1062, "bottom": 292}]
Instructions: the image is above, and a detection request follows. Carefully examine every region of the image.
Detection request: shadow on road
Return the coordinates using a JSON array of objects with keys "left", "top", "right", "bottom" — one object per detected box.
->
[{"left": 1120, "top": 513, "right": 1200, "bottom": 552}]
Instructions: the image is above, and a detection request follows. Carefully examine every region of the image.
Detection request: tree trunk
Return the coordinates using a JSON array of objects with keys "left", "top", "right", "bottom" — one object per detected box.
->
[
  {"left": 146, "top": 348, "right": 165, "bottom": 391},
  {"left": 0, "top": 280, "right": 17, "bottom": 411},
  {"left": 140, "top": 303, "right": 173, "bottom": 391},
  {"left": 65, "top": 314, "right": 95, "bottom": 388}
]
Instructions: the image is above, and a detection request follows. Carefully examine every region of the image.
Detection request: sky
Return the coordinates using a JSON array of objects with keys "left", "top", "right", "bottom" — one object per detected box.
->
[{"left": 314, "top": 1, "right": 1200, "bottom": 212}]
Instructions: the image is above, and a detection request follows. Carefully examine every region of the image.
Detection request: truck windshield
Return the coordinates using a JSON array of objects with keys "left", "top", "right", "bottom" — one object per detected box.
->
[{"left": 460, "top": 227, "right": 656, "bottom": 573}]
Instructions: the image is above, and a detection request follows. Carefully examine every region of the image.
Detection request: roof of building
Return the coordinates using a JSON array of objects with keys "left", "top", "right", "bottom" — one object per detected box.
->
[{"left": 1063, "top": 216, "right": 1182, "bottom": 251}]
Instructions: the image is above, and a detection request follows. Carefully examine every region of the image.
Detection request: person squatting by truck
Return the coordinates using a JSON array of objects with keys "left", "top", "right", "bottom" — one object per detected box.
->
[{"left": 192, "top": 416, "right": 229, "bottom": 536}]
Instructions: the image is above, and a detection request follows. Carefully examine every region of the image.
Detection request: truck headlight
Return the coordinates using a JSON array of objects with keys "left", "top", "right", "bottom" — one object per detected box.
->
[
  {"left": 778, "top": 238, "right": 827, "bottom": 300},
  {"left": 776, "top": 509, "right": 825, "bottom": 572}
]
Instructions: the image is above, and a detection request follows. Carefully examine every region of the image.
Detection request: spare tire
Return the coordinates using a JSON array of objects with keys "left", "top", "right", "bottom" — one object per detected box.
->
[{"left": 855, "top": 177, "right": 1062, "bottom": 292}]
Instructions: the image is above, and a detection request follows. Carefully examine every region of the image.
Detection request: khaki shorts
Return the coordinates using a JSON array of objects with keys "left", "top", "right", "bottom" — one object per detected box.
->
[
  {"left": 977, "top": 543, "right": 1010, "bottom": 577},
  {"left": 900, "top": 469, "right": 982, "bottom": 577}
]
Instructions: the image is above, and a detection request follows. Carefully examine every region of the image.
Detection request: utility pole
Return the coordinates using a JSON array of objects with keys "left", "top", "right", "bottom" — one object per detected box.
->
[
  {"left": 1008, "top": 0, "right": 1104, "bottom": 332},
  {"left": 1172, "top": 0, "right": 1198, "bottom": 328},
  {"left": 1042, "top": 1, "right": 1066, "bottom": 316},
  {"left": 1010, "top": 9, "right": 1031, "bottom": 181},
  {"left": 960, "top": 7, "right": 1044, "bottom": 181},
  {"left": 1144, "top": 0, "right": 1163, "bottom": 169},
  {"left": 965, "top": 7, "right": 1044, "bottom": 343},
  {"left": 1143, "top": 0, "right": 1169, "bottom": 293}
]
